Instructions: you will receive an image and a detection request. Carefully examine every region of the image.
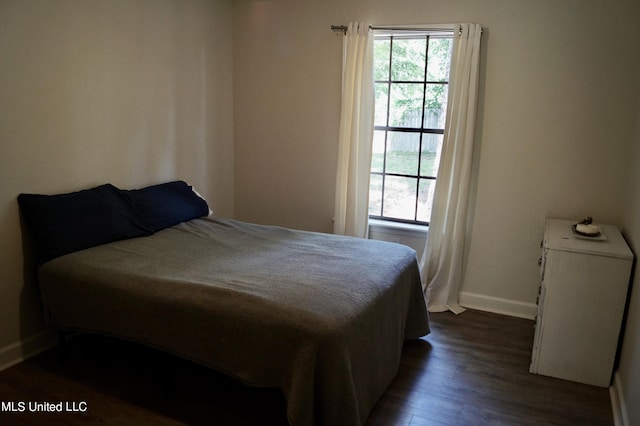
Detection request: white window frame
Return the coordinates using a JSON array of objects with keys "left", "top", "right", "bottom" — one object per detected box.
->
[{"left": 368, "top": 25, "right": 455, "bottom": 227}]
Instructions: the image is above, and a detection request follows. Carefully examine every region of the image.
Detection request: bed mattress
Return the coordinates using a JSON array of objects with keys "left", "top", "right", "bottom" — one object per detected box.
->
[{"left": 39, "top": 217, "right": 429, "bottom": 425}]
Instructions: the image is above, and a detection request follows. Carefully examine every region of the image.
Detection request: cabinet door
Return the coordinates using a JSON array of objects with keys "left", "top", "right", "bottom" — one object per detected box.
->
[{"left": 534, "top": 249, "right": 630, "bottom": 386}]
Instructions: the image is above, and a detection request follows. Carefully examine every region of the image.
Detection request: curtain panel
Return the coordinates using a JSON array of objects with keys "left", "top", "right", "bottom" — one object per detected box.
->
[
  {"left": 333, "top": 22, "right": 374, "bottom": 238},
  {"left": 419, "top": 23, "right": 483, "bottom": 313}
]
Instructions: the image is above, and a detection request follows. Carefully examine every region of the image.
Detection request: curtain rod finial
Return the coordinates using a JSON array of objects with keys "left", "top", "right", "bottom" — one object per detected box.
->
[{"left": 331, "top": 25, "right": 348, "bottom": 35}]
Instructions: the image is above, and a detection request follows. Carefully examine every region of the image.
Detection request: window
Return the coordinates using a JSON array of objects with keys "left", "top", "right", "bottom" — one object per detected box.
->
[{"left": 368, "top": 31, "right": 453, "bottom": 225}]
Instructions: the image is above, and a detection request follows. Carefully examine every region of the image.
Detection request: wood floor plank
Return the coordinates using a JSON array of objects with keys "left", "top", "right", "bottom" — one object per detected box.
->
[{"left": 0, "top": 309, "right": 613, "bottom": 425}]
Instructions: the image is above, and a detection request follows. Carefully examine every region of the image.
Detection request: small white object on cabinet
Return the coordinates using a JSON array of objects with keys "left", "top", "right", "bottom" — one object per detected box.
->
[{"left": 530, "top": 218, "right": 633, "bottom": 387}]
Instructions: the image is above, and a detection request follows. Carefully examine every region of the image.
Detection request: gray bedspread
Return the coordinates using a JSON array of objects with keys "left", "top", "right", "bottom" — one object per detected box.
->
[{"left": 39, "top": 218, "right": 429, "bottom": 425}]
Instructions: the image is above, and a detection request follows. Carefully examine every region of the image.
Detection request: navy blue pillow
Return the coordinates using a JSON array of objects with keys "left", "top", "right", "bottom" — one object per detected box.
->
[
  {"left": 126, "top": 181, "right": 210, "bottom": 232},
  {"left": 18, "top": 184, "right": 154, "bottom": 264}
]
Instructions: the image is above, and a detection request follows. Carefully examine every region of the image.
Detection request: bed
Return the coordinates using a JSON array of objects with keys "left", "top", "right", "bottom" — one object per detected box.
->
[{"left": 18, "top": 181, "right": 430, "bottom": 426}]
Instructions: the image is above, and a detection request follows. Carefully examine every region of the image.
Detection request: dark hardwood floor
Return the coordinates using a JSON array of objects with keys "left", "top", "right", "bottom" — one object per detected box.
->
[{"left": 0, "top": 310, "right": 613, "bottom": 425}]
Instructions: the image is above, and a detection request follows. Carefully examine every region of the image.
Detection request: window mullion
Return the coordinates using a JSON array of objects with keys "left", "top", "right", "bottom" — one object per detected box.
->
[
  {"left": 379, "top": 36, "right": 394, "bottom": 219},
  {"left": 414, "top": 36, "right": 431, "bottom": 222}
]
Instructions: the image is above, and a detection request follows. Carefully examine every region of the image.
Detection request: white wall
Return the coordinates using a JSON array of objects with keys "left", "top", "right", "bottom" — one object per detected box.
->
[
  {"left": 0, "top": 0, "right": 234, "bottom": 366},
  {"left": 233, "top": 1, "right": 343, "bottom": 232},
  {"left": 619, "top": 99, "right": 640, "bottom": 426}
]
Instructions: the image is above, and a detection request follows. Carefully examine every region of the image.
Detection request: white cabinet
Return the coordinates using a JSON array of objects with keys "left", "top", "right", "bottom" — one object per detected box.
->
[{"left": 530, "top": 218, "right": 633, "bottom": 387}]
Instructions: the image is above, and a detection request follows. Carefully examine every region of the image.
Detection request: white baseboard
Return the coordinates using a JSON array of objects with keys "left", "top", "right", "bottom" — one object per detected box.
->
[
  {"left": 610, "top": 371, "right": 629, "bottom": 426},
  {"left": 0, "top": 330, "right": 58, "bottom": 372},
  {"left": 458, "top": 291, "right": 537, "bottom": 320}
]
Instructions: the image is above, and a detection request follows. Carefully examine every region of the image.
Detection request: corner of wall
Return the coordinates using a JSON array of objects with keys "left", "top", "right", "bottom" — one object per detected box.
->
[
  {"left": 611, "top": 371, "right": 630, "bottom": 426},
  {"left": 0, "top": 330, "right": 57, "bottom": 373}
]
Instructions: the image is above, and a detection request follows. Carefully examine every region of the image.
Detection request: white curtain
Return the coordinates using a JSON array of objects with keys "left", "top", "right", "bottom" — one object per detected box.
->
[
  {"left": 333, "top": 22, "right": 374, "bottom": 238},
  {"left": 419, "top": 23, "right": 482, "bottom": 313}
]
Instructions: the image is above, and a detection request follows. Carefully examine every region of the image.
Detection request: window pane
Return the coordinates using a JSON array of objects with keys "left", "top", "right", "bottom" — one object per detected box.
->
[
  {"left": 385, "top": 132, "right": 420, "bottom": 175},
  {"left": 383, "top": 176, "right": 417, "bottom": 221},
  {"left": 417, "top": 179, "right": 436, "bottom": 223},
  {"left": 369, "top": 174, "right": 383, "bottom": 216},
  {"left": 389, "top": 83, "right": 423, "bottom": 127},
  {"left": 374, "top": 38, "right": 390, "bottom": 81},
  {"left": 374, "top": 82, "right": 389, "bottom": 126},
  {"left": 371, "top": 131, "right": 386, "bottom": 173},
  {"left": 391, "top": 38, "right": 426, "bottom": 81},
  {"left": 423, "top": 83, "right": 448, "bottom": 129},
  {"left": 427, "top": 38, "right": 452, "bottom": 82},
  {"left": 420, "top": 133, "right": 443, "bottom": 177}
]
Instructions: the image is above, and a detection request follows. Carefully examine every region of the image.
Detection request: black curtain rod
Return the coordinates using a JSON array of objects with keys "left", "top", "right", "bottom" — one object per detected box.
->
[
  {"left": 331, "top": 25, "right": 478, "bottom": 35},
  {"left": 331, "top": 25, "right": 455, "bottom": 33}
]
